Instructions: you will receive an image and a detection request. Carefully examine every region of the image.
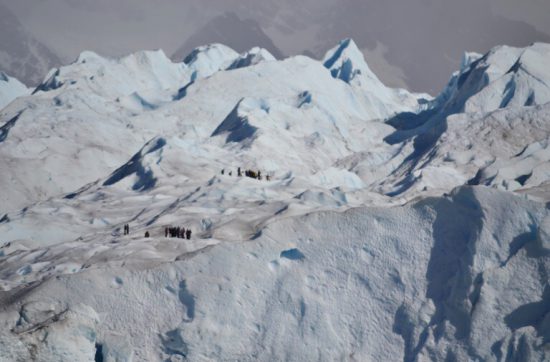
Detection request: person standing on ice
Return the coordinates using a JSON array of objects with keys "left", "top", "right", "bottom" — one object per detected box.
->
[
  {"left": 145, "top": 231, "right": 150, "bottom": 238},
  {"left": 186, "top": 229, "right": 192, "bottom": 240},
  {"left": 221, "top": 169, "right": 225, "bottom": 175},
  {"left": 238, "top": 167, "right": 242, "bottom": 177},
  {"left": 165, "top": 227, "right": 168, "bottom": 238}
]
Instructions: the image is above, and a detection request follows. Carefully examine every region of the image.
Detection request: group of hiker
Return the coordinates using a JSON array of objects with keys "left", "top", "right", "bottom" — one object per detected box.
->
[
  {"left": 165, "top": 226, "right": 192, "bottom": 240},
  {"left": 221, "top": 167, "right": 271, "bottom": 181},
  {"left": 122, "top": 224, "right": 192, "bottom": 240}
]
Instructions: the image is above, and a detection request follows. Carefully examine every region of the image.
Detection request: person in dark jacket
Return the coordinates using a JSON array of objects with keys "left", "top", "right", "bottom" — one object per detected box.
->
[
  {"left": 145, "top": 231, "right": 150, "bottom": 238},
  {"left": 186, "top": 229, "right": 192, "bottom": 240}
]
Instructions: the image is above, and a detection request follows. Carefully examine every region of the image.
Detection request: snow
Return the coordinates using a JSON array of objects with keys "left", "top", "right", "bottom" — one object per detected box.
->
[
  {"left": 182, "top": 43, "right": 240, "bottom": 80},
  {"left": 0, "top": 71, "right": 29, "bottom": 110},
  {"left": 0, "top": 40, "right": 549, "bottom": 361},
  {"left": 227, "top": 47, "right": 276, "bottom": 70}
]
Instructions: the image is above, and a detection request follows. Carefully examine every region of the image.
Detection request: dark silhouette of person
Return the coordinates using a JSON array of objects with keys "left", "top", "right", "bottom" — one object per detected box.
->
[
  {"left": 238, "top": 167, "right": 242, "bottom": 177},
  {"left": 186, "top": 229, "right": 191, "bottom": 240},
  {"left": 165, "top": 227, "right": 168, "bottom": 237},
  {"left": 221, "top": 169, "right": 225, "bottom": 175},
  {"left": 257, "top": 171, "right": 261, "bottom": 180},
  {"left": 229, "top": 171, "right": 232, "bottom": 176},
  {"left": 145, "top": 231, "right": 150, "bottom": 238}
]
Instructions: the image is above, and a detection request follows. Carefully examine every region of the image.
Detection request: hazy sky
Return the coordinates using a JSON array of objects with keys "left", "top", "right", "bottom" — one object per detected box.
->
[{"left": 2, "top": 0, "right": 549, "bottom": 93}]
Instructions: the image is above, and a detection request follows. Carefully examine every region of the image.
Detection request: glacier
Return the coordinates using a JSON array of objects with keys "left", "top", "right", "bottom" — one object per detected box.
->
[{"left": 0, "top": 39, "right": 549, "bottom": 361}]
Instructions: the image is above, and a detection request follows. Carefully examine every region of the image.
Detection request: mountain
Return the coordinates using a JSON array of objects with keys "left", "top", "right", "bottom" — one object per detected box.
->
[
  {"left": 0, "top": 72, "right": 29, "bottom": 110},
  {"left": 0, "top": 40, "right": 549, "bottom": 361},
  {"left": 172, "top": 12, "right": 285, "bottom": 62},
  {"left": 0, "top": 3, "right": 61, "bottom": 86}
]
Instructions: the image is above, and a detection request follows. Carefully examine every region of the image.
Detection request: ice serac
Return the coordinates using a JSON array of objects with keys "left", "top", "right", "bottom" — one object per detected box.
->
[
  {"left": 0, "top": 72, "right": 29, "bottom": 110},
  {"left": 34, "top": 49, "right": 189, "bottom": 99},
  {"left": 323, "top": 38, "right": 382, "bottom": 86},
  {"left": 433, "top": 43, "right": 550, "bottom": 116},
  {"left": 322, "top": 38, "right": 428, "bottom": 118},
  {"left": 103, "top": 136, "right": 167, "bottom": 192},
  {"left": 183, "top": 43, "right": 240, "bottom": 80},
  {"left": 381, "top": 42, "right": 550, "bottom": 199},
  {"left": 227, "top": 47, "right": 276, "bottom": 70}
]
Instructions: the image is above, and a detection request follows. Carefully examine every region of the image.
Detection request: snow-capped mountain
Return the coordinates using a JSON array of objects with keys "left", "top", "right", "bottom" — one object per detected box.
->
[
  {"left": 0, "top": 40, "right": 549, "bottom": 361},
  {"left": 0, "top": 72, "right": 29, "bottom": 110}
]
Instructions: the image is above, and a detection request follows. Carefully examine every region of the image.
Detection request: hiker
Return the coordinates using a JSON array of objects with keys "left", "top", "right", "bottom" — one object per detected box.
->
[
  {"left": 266, "top": 175, "right": 271, "bottom": 181},
  {"left": 165, "top": 227, "right": 168, "bottom": 238},
  {"left": 221, "top": 169, "right": 225, "bottom": 175},
  {"left": 229, "top": 171, "right": 232, "bottom": 176},
  {"left": 186, "top": 229, "right": 192, "bottom": 240},
  {"left": 257, "top": 171, "right": 261, "bottom": 180},
  {"left": 145, "top": 231, "right": 150, "bottom": 238},
  {"left": 179, "top": 227, "right": 185, "bottom": 239},
  {"left": 238, "top": 167, "right": 242, "bottom": 177}
]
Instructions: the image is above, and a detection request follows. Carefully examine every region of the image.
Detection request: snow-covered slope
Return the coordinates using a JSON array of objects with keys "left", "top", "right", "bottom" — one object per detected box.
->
[
  {"left": 0, "top": 187, "right": 548, "bottom": 361},
  {"left": 36, "top": 49, "right": 189, "bottom": 99},
  {"left": 0, "top": 72, "right": 29, "bottom": 110},
  {"left": 1, "top": 40, "right": 549, "bottom": 361}
]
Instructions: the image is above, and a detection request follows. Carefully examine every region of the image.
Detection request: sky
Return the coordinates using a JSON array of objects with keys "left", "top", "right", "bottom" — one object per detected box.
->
[{"left": 1, "top": 0, "right": 549, "bottom": 93}]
